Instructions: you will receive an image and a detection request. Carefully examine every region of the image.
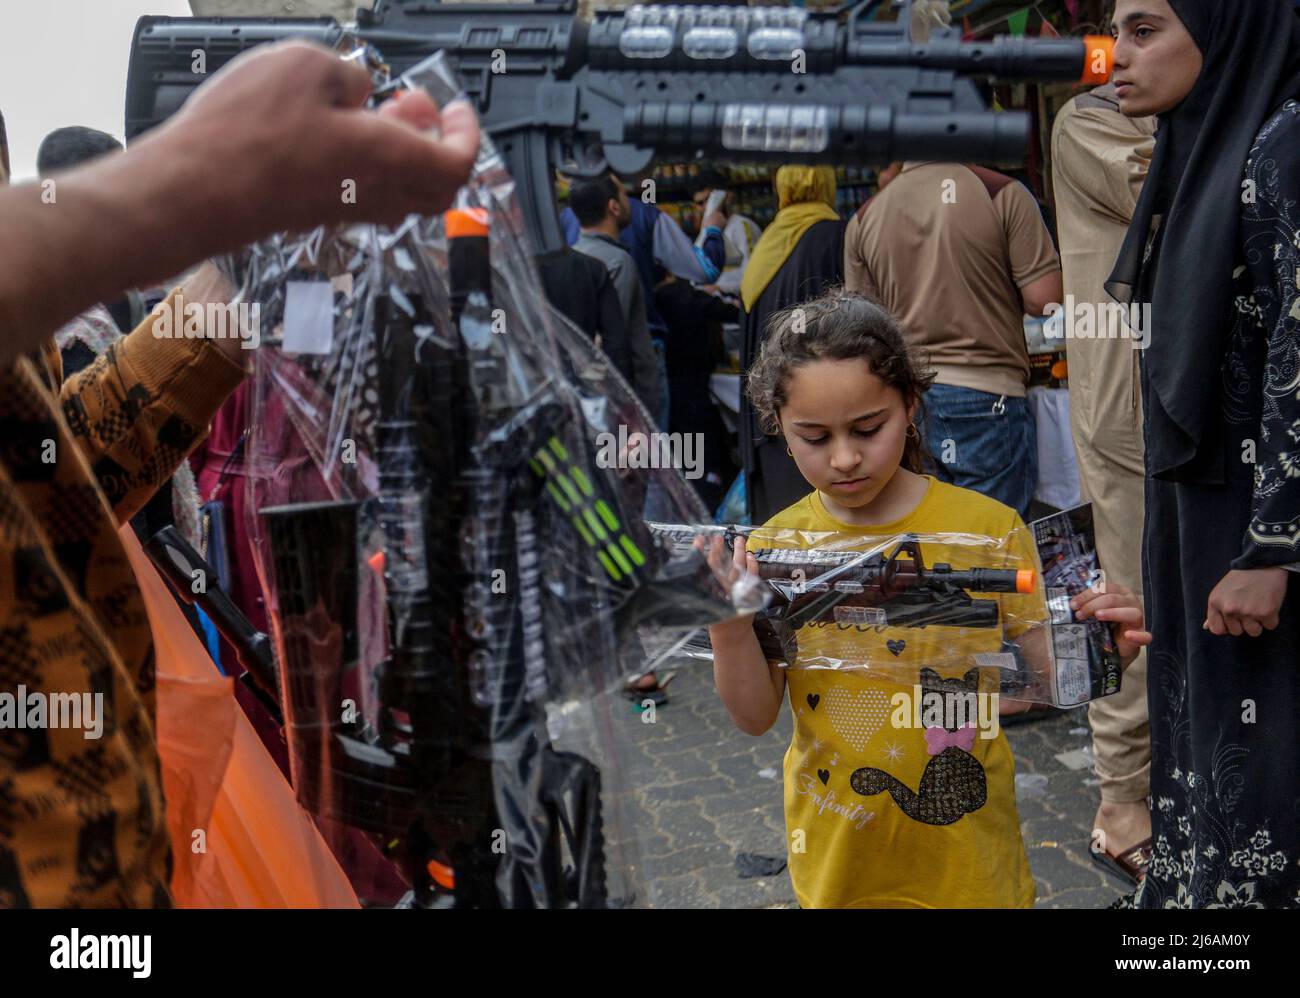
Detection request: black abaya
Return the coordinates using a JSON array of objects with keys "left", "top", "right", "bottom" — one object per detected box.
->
[{"left": 739, "top": 218, "right": 845, "bottom": 523}]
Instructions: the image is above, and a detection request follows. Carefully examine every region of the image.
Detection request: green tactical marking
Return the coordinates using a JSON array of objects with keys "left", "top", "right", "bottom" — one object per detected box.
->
[
  {"left": 536, "top": 448, "right": 557, "bottom": 472},
  {"left": 529, "top": 458, "right": 545, "bottom": 477},
  {"left": 595, "top": 500, "right": 619, "bottom": 530},
  {"left": 570, "top": 467, "right": 594, "bottom": 497},
  {"left": 572, "top": 515, "right": 595, "bottom": 546},
  {"left": 597, "top": 550, "right": 621, "bottom": 580},
  {"left": 548, "top": 437, "right": 569, "bottom": 461},
  {"left": 557, "top": 472, "right": 580, "bottom": 505},
  {"left": 607, "top": 542, "right": 633, "bottom": 575},
  {"left": 620, "top": 535, "right": 647, "bottom": 566},
  {"left": 546, "top": 481, "right": 570, "bottom": 512},
  {"left": 582, "top": 508, "right": 607, "bottom": 541}
]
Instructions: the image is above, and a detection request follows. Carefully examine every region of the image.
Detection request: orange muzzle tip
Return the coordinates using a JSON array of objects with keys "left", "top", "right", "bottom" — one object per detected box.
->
[
  {"left": 427, "top": 859, "right": 456, "bottom": 890},
  {"left": 1080, "top": 36, "right": 1114, "bottom": 85},
  {"left": 446, "top": 207, "right": 489, "bottom": 238},
  {"left": 1016, "top": 570, "right": 1037, "bottom": 594}
]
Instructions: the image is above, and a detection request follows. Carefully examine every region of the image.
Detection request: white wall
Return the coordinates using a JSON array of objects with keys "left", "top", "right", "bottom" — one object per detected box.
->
[{"left": 1, "top": 0, "right": 194, "bottom": 182}]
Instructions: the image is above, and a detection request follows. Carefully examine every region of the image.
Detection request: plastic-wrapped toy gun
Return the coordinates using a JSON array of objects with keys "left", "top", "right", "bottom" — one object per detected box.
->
[
  {"left": 124, "top": 0, "right": 1113, "bottom": 254},
  {"left": 648, "top": 524, "right": 1036, "bottom": 662},
  {"left": 748, "top": 538, "right": 1036, "bottom": 657}
]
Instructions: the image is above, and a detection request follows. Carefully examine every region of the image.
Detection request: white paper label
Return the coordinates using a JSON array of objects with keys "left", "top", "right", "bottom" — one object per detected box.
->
[{"left": 282, "top": 281, "right": 334, "bottom": 355}]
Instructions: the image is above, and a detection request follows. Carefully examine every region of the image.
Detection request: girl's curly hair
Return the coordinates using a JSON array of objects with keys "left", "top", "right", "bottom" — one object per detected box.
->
[{"left": 745, "top": 288, "right": 937, "bottom": 474}]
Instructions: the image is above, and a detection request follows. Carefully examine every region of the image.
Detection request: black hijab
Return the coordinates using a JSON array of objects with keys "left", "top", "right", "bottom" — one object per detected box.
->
[{"left": 1106, "top": 0, "right": 1300, "bottom": 483}]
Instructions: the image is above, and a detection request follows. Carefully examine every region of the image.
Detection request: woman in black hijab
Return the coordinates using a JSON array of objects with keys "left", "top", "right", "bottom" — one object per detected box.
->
[{"left": 1103, "top": 0, "right": 1300, "bottom": 908}]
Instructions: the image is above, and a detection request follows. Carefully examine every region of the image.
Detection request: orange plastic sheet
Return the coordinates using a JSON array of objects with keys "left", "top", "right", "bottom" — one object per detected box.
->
[{"left": 120, "top": 525, "right": 359, "bottom": 908}]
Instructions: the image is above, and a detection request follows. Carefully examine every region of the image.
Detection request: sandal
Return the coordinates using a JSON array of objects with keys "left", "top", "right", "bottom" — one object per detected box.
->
[
  {"left": 1090, "top": 836, "right": 1153, "bottom": 887},
  {"left": 622, "top": 670, "right": 676, "bottom": 705}
]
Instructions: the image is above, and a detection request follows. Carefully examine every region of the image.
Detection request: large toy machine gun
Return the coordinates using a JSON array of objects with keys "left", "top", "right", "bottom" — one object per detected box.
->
[
  {"left": 125, "top": 0, "right": 1112, "bottom": 254},
  {"left": 123, "top": 0, "right": 1108, "bottom": 908}
]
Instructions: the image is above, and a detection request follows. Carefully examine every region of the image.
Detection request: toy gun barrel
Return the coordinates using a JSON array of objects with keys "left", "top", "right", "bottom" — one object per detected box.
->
[
  {"left": 590, "top": 4, "right": 1110, "bottom": 82},
  {"left": 752, "top": 547, "right": 1035, "bottom": 595},
  {"left": 621, "top": 103, "right": 1029, "bottom": 167}
]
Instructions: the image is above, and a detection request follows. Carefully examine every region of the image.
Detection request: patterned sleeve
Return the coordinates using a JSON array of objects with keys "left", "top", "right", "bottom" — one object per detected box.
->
[
  {"left": 1235, "top": 103, "right": 1300, "bottom": 570},
  {"left": 59, "top": 287, "right": 247, "bottom": 525}
]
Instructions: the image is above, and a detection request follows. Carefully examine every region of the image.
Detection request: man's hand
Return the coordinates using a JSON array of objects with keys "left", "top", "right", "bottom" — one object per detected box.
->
[
  {"left": 163, "top": 41, "right": 481, "bottom": 241},
  {"left": 703, "top": 210, "right": 727, "bottom": 230},
  {"left": 1204, "top": 568, "right": 1288, "bottom": 637},
  {"left": 1070, "top": 581, "right": 1153, "bottom": 668},
  {"left": 1, "top": 41, "right": 481, "bottom": 363}
]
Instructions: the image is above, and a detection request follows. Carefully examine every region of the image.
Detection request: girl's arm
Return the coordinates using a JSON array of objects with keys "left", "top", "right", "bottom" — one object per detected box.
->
[
  {"left": 711, "top": 615, "right": 787, "bottom": 736},
  {"left": 701, "top": 535, "right": 786, "bottom": 735}
]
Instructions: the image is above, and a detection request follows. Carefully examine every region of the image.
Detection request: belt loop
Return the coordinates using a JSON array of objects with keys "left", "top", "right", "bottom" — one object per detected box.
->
[{"left": 992, "top": 395, "right": 1007, "bottom": 416}]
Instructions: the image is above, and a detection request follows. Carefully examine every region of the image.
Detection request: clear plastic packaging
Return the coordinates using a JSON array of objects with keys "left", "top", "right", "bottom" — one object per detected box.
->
[
  {"left": 222, "top": 48, "right": 766, "bottom": 907},
  {"left": 647, "top": 511, "right": 1124, "bottom": 708}
]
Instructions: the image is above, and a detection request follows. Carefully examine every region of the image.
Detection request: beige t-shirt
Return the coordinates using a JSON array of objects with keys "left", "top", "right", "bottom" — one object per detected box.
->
[{"left": 845, "top": 163, "right": 1061, "bottom": 398}]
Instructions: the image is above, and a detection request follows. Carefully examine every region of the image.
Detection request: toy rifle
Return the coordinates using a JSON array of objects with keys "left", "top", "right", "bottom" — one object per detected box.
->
[
  {"left": 124, "top": 0, "right": 1113, "bottom": 254},
  {"left": 647, "top": 524, "right": 1036, "bottom": 661}
]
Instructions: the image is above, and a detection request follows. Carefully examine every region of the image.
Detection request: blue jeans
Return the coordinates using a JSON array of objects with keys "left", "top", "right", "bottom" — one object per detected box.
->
[
  {"left": 651, "top": 337, "right": 670, "bottom": 430},
  {"left": 923, "top": 384, "right": 1037, "bottom": 520}
]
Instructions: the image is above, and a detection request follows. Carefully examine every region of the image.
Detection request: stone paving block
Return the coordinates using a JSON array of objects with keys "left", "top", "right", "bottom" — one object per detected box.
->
[
  {"left": 640, "top": 775, "right": 735, "bottom": 808},
  {"left": 642, "top": 871, "right": 719, "bottom": 908},
  {"left": 644, "top": 842, "right": 734, "bottom": 880}
]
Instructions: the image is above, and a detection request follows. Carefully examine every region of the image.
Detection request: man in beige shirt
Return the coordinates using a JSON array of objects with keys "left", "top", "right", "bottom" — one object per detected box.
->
[
  {"left": 1052, "top": 82, "right": 1157, "bottom": 885},
  {"left": 844, "top": 162, "right": 1062, "bottom": 520}
]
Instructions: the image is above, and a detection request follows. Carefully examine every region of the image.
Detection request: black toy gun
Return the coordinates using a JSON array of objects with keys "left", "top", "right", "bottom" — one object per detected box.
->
[
  {"left": 144, "top": 525, "right": 284, "bottom": 725},
  {"left": 124, "top": 0, "right": 1114, "bottom": 254},
  {"left": 647, "top": 524, "right": 1035, "bottom": 661},
  {"left": 750, "top": 536, "right": 1035, "bottom": 635}
]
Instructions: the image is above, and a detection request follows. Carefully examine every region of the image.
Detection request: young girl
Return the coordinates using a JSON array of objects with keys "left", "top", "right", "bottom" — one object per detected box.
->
[{"left": 705, "top": 289, "right": 1150, "bottom": 908}]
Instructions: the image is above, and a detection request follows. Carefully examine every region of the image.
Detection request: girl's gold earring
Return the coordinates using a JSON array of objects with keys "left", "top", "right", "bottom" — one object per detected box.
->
[
  {"left": 786, "top": 445, "right": 794, "bottom": 457},
  {"left": 906, "top": 423, "right": 919, "bottom": 440}
]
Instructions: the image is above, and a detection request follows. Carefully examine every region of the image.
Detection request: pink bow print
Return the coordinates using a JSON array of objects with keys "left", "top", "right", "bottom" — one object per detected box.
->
[{"left": 924, "top": 725, "right": 977, "bottom": 756}]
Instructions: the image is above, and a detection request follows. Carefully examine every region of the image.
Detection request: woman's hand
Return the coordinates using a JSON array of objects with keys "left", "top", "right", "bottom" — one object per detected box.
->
[
  {"left": 1070, "top": 581, "right": 1153, "bottom": 668},
  {"left": 1203, "top": 568, "right": 1288, "bottom": 637}
]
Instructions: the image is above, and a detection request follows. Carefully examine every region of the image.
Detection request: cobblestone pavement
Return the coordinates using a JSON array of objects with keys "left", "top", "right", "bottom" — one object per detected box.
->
[{"left": 606, "top": 659, "right": 1132, "bottom": 908}]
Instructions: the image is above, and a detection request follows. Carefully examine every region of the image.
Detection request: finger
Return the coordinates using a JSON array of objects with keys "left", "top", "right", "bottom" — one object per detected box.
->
[
  {"left": 1094, "top": 607, "right": 1143, "bottom": 625},
  {"left": 1224, "top": 614, "right": 1244, "bottom": 638},
  {"left": 379, "top": 88, "right": 443, "bottom": 131},
  {"left": 1264, "top": 612, "right": 1281, "bottom": 631},
  {"left": 1074, "top": 593, "right": 1131, "bottom": 619},
  {"left": 321, "top": 48, "right": 376, "bottom": 109},
  {"left": 746, "top": 552, "right": 759, "bottom": 577},
  {"left": 1242, "top": 617, "right": 1264, "bottom": 638},
  {"left": 1205, "top": 606, "right": 1227, "bottom": 636},
  {"left": 1122, "top": 629, "right": 1153, "bottom": 646}
]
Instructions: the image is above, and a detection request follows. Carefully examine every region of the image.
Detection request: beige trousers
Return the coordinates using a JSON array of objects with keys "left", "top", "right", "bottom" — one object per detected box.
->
[{"left": 1067, "top": 337, "right": 1151, "bottom": 804}]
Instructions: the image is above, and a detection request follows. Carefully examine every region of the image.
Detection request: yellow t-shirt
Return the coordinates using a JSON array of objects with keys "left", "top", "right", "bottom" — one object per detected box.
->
[{"left": 759, "top": 476, "right": 1041, "bottom": 908}]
